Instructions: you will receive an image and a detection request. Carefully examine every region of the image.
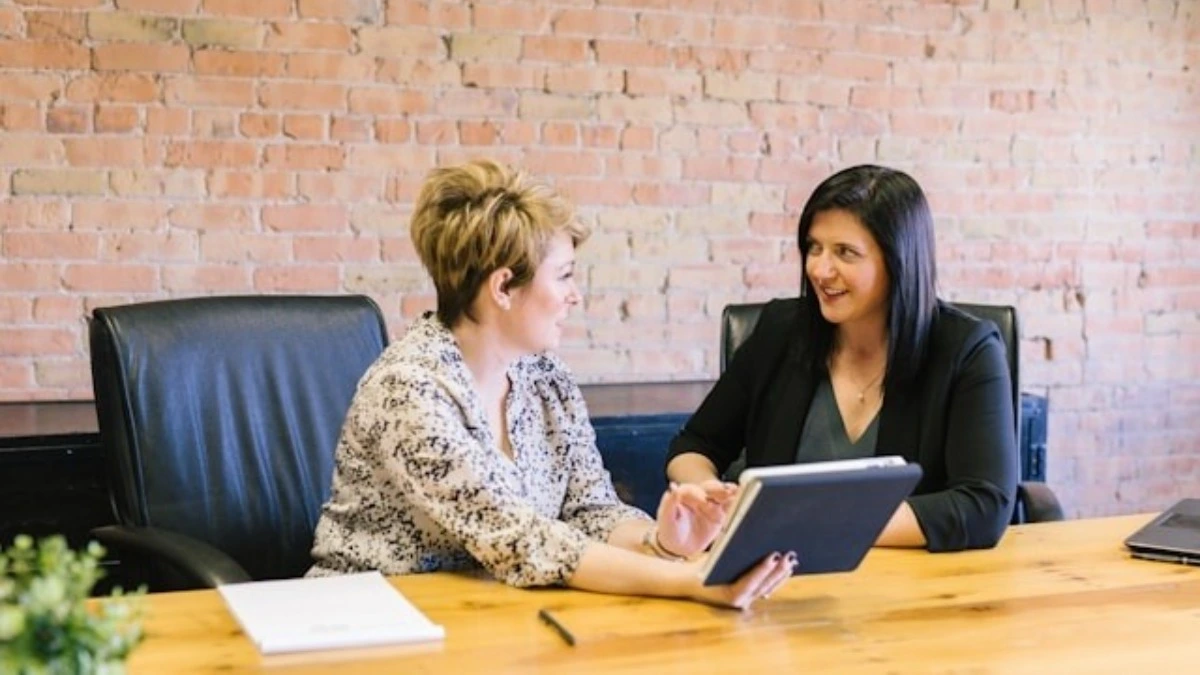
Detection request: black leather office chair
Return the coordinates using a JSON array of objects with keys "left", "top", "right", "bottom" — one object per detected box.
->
[
  {"left": 721, "top": 301, "right": 1064, "bottom": 524},
  {"left": 88, "top": 295, "right": 388, "bottom": 591}
]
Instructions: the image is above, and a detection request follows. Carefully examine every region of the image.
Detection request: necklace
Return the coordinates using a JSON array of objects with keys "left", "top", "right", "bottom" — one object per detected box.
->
[
  {"left": 852, "top": 368, "right": 885, "bottom": 404},
  {"left": 830, "top": 339, "right": 887, "bottom": 404}
]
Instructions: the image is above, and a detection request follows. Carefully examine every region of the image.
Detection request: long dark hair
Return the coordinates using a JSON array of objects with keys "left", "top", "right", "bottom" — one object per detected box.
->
[{"left": 795, "top": 165, "right": 938, "bottom": 387}]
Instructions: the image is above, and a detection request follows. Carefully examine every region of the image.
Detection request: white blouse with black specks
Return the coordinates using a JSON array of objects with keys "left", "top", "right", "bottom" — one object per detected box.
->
[{"left": 308, "top": 314, "right": 650, "bottom": 587}]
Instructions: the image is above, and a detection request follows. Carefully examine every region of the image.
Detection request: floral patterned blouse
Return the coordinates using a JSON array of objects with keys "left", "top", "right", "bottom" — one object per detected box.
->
[{"left": 307, "top": 314, "right": 649, "bottom": 587}]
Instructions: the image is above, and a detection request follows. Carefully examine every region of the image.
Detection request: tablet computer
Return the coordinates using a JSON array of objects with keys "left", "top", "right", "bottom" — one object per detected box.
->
[{"left": 700, "top": 456, "right": 923, "bottom": 586}]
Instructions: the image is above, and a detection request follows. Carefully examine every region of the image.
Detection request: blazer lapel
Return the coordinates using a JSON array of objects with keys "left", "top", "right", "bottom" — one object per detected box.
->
[
  {"left": 876, "top": 379, "right": 921, "bottom": 464},
  {"left": 756, "top": 360, "right": 816, "bottom": 467}
]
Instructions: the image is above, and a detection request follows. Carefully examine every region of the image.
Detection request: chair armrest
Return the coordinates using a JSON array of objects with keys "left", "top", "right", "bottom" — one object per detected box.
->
[
  {"left": 1016, "top": 481, "right": 1065, "bottom": 523},
  {"left": 91, "top": 524, "right": 252, "bottom": 588}
]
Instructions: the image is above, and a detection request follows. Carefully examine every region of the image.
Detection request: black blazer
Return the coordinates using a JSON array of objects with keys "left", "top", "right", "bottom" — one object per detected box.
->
[{"left": 667, "top": 298, "right": 1019, "bottom": 552}]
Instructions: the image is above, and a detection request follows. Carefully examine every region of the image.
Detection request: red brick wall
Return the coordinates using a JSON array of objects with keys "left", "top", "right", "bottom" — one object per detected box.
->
[{"left": 1, "top": 0, "right": 1196, "bottom": 517}]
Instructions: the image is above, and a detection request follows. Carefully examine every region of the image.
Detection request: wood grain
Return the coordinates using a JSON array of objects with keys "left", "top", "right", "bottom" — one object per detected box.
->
[{"left": 122, "top": 514, "right": 1200, "bottom": 673}]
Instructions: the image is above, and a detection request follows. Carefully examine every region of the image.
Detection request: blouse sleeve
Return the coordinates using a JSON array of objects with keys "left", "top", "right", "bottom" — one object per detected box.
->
[
  {"left": 549, "top": 368, "right": 653, "bottom": 537},
  {"left": 369, "top": 367, "right": 591, "bottom": 588},
  {"left": 907, "top": 331, "right": 1020, "bottom": 551}
]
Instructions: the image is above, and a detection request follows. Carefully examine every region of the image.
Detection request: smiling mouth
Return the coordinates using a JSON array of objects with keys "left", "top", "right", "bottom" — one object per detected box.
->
[{"left": 819, "top": 286, "right": 847, "bottom": 300}]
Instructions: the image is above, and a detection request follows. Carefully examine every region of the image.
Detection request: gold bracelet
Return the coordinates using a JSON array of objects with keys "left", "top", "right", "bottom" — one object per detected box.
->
[{"left": 642, "top": 526, "right": 686, "bottom": 561}]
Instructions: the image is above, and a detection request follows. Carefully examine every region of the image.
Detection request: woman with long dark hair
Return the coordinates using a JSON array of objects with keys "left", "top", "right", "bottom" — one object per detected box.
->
[{"left": 667, "top": 165, "right": 1018, "bottom": 551}]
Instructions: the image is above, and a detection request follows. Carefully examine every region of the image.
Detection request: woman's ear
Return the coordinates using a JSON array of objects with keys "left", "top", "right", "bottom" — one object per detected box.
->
[{"left": 486, "top": 268, "right": 514, "bottom": 311}]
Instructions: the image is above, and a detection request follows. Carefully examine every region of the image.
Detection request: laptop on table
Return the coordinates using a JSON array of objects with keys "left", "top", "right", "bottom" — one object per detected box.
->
[{"left": 1124, "top": 498, "right": 1200, "bottom": 566}]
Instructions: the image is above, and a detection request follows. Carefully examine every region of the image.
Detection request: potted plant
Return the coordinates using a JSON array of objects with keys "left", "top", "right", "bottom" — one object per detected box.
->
[{"left": 0, "top": 535, "right": 144, "bottom": 674}]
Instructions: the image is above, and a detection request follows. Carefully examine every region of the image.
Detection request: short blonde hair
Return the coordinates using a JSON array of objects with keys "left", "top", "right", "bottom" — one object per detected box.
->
[{"left": 410, "top": 159, "right": 589, "bottom": 327}]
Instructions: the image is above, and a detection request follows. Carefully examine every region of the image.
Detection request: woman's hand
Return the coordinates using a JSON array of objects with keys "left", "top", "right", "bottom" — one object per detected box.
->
[
  {"left": 655, "top": 480, "right": 739, "bottom": 558},
  {"left": 681, "top": 551, "right": 797, "bottom": 610}
]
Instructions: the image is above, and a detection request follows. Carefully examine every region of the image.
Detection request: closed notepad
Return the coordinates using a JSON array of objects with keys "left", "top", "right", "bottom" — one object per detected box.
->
[
  {"left": 701, "top": 457, "right": 923, "bottom": 586},
  {"left": 217, "top": 571, "right": 445, "bottom": 655}
]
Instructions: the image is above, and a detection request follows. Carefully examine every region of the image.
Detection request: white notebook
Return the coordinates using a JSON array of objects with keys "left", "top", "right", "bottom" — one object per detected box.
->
[{"left": 217, "top": 571, "right": 445, "bottom": 655}]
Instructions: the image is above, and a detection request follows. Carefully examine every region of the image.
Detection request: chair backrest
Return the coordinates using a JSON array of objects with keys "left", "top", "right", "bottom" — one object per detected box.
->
[
  {"left": 89, "top": 295, "right": 388, "bottom": 581},
  {"left": 719, "top": 303, "right": 766, "bottom": 374},
  {"left": 720, "top": 301, "right": 1020, "bottom": 436}
]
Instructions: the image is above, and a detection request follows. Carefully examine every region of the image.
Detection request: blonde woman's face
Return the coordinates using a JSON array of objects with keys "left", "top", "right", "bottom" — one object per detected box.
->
[{"left": 505, "top": 231, "right": 581, "bottom": 353}]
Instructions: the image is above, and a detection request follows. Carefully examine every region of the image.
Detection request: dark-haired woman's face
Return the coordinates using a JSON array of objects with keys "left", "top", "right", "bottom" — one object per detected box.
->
[{"left": 803, "top": 209, "right": 889, "bottom": 330}]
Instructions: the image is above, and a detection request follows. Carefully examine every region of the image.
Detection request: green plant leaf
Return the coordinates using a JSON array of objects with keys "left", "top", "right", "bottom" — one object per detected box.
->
[{"left": 0, "top": 535, "right": 144, "bottom": 672}]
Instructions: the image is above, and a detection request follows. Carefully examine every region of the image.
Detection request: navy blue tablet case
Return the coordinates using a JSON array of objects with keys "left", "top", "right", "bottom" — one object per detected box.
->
[{"left": 703, "top": 462, "right": 924, "bottom": 585}]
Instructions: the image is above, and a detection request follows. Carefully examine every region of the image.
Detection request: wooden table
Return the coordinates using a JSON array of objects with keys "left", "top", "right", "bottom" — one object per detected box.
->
[{"left": 124, "top": 514, "right": 1200, "bottom": 673}]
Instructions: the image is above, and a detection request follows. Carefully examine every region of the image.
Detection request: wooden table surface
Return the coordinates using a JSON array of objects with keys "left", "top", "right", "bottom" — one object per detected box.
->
[{"left": 124, "top": 513, "right": 1200, "bottom": 673}]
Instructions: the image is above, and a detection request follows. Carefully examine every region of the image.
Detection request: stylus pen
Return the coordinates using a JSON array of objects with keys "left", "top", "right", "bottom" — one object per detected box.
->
[{"left": 537, "top": 608, "right": 576, "bottom": 647}]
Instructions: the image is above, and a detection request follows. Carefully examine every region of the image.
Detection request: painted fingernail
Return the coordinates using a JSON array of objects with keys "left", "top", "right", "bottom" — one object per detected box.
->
[
  {"left": 769, "top": 553, "right": 781, "bottom": 563},
  {"left": 786, "top": 552, "right": 798, "bottom": 564}
]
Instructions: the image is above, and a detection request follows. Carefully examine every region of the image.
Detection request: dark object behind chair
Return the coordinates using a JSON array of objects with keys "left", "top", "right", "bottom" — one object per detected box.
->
[
  {"left": 721, "top": 301, "right": 1063, "bottom": 524},
  {"left": 89, "top": 295, "right": 388, "bottom": 590}
]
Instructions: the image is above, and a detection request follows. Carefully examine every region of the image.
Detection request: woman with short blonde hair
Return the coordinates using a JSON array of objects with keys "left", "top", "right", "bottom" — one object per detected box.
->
[
  {"left": 310, "top": 159, "right": 793, "bottom": 609},
  {"left": 410, "top": 160, "right": 588, "bottom": 327}
]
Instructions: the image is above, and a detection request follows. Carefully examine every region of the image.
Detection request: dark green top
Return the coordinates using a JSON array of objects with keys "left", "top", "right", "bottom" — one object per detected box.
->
[{"left": 794, "top": 376, "right": 879, "bottom": 463}]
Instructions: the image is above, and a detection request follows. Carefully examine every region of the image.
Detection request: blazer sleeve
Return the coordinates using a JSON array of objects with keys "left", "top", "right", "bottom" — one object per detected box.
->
[
  {"left": 666, "top": 301, "right": 785, "bottom": 476},
  {"left": 377, "top": 367, "right": 592, "bottom": 588},
  {"left": 908, "top": 330, "right": 1020, "bottom": 551}
]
